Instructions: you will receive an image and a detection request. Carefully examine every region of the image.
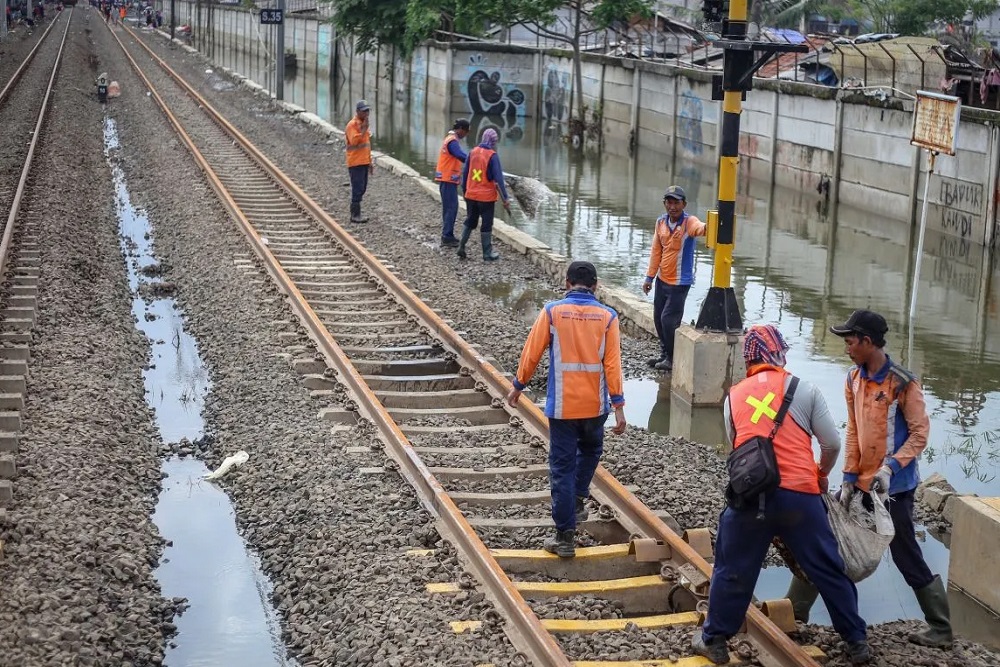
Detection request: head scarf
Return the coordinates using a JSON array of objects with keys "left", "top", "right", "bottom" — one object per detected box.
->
[
  {"left": 481, "top": 128, "right": 499, "bottom": 149},
  {"left": 743, "top": 324, "right": 789, "bottom": 368}
]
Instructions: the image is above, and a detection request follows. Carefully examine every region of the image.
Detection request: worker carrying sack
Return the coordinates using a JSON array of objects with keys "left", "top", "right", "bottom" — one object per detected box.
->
[
  {"left": 825, "top": 491, "right": 895, "bottom": 582},
  {"left": 725, "top": 377, "right": 799, "bottom": 519}
]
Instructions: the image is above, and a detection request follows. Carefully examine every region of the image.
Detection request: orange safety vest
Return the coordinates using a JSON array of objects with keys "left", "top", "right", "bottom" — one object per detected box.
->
[
  {"left": 435, "top": 132, "right": 464, "bottom": 184},
  {"left": 729, "top": 367, "right": 820, "bottom": 494},
  {"left": 464, "top": 147, "right": 497, "bottom": 202},
  {"left": 345, "top": 116, "right": 371, "bottom": 168}
]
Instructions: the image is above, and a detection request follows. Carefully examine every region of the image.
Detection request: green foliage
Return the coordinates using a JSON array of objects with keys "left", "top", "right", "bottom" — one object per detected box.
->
[{"left": 849, "top": 0, "right": 999, "bottom": 35}]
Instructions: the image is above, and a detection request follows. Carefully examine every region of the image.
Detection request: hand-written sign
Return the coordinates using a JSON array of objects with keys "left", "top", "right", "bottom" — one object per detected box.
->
[
  {"left": 259, "top": 8, "right": 283, "bottom": 24},
  {"left": 911, "top": 91, "right": 960, "bottom": 155}
]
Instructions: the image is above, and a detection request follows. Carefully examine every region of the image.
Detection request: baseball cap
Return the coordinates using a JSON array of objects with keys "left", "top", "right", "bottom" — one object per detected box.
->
[
  {"left": 663, "top": 185, "right": 686, "bottom": 201},
  {"left": 566, "top": 260, "right": 598, "bottom": 287},
  {"left": 356, "top": 99, "right": 370, "bottom": 112},
  {"left": 830, "top": 309, "right": 888, "bottom": 341},
  {"left": 454, "top": 118, "right": 470, "bottom": 130}
]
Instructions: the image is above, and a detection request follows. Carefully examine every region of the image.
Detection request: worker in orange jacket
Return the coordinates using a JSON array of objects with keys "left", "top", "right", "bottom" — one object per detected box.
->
[
  {"left": 345, "top": 99, "right": 373, "bottom": 223},
  {"left": 435, "top": 118, "right": 470, "bottom": 247},
  {"left": 507, "top": 261, "right": 626, "bottom": 558},
  {"left": 785, "top": 310, "right": 952, "bottom": 649}
]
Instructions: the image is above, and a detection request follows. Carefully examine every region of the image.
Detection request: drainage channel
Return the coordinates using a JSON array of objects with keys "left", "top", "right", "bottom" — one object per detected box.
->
[{"left": 104, "top": 116, "right": 295, "bottom": 667}]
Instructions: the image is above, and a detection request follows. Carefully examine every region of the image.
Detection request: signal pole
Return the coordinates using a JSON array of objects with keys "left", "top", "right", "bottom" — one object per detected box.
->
[{"left": 695, "top": 0, "right": 807, "bottom": 332}]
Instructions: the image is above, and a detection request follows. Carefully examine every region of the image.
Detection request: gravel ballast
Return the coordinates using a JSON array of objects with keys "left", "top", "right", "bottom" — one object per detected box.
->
[{"left": 0, "top": 10, "right": 176, "bottom": 666}]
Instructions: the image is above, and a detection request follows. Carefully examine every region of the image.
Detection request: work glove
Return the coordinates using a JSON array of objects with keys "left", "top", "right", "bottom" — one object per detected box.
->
[
  {"left": 839, "top": 480, "right": 855, "bottom": 508},
  {"left": 871, "top": 464, "right": 893, "bottom": 495}
]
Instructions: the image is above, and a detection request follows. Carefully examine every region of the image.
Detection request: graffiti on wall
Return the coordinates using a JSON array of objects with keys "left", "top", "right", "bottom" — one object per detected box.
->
[
  {"left": 677, "top": 90, "right": 704, "bottom": 156},
  {"left": 542, "top": 64, "right": 570, "bottom": 123},
  {"left": 937, "top": 177, "right": 983, "bottom": 242},
  {"left": 465, "top": 53, "right": 526, "bottom": 143}
]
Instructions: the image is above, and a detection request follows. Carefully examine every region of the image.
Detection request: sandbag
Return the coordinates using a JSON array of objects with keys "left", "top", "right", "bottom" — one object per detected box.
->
[{"left": 825, "top": 492, "right": 895, "bottom": 582}]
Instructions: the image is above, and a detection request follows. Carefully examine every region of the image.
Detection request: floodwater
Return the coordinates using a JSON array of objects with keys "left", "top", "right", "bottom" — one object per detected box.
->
[{"left": 105, "top": 117, "right": 294, "bottom": 667}]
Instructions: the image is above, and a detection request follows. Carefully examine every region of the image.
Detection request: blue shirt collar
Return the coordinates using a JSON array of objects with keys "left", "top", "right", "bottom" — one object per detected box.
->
[
  {"left": 564, "top": 288, "right": 597, "bottom": 302},
  {"left": 858, "top": 355, "right": 893, "bottom": 383},
  {"left": 659, "top": 210, "right": 687, "bottom": 231}
]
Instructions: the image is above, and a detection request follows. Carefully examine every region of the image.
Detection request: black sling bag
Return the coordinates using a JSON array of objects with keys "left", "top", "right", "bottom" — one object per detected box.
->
[{"left": 725, "top": 376, "right": 799, "bottom": 519}]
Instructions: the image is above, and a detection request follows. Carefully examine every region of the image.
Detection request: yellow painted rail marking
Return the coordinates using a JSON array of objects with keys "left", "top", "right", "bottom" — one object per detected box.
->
[
  {"left": 574, "top": 654, "right": 739, "bottom": 667},
  {"left": 492, "top": 544, "right": 631, "bottom": 560},
  {"left": 450, "top": 620, "right": 482, "bottom": 634},
  {"left": 427, "top": 582, "right": 460, "bottom": 594},
  {"left": 405, "top": 548, "right": 436, "bottom": 557},
  {"left": 429, "top": 575, "right": 665, "bottom": 596},
  {"left": 543, "top": 612, "right": 701, "bottom": 633}
]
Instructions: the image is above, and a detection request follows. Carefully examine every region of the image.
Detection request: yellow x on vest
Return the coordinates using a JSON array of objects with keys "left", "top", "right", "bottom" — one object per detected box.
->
[
  {"left": 472, "top": 168, "right": 484, "bottom": 182},
  {"left": 746, "top": 392, "right": 777, "bottom": 424}
]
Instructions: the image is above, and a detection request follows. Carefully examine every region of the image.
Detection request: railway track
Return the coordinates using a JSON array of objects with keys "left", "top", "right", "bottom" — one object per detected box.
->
[
  {"left": 109, "top": 24, "right": 826, "bottom": 667},
  {"left": 0, "top": 10, "right": 73, "bottom": 511}
]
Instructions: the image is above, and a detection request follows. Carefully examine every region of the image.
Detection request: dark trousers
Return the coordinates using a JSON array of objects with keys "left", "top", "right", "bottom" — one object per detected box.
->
[
  {"left": 653, "top": 280, "right": 690, "bottom": 360},
  {"left": 462, "top": 199, "right": 495, "bottom": 234},
  {"left": 348, "top": 165, "right": 369, "bottom": 204},
  {"left": 439, "top": 182, "right": 459, "bottom": 239},
  {"left": 549, "top": 416, "right": 605, "bottom": 532},
  {"left": 704, "top": 489, "right": 866, "bottom": 644},
  {"left": 863, "top": 489, "right": 934, "bottom": 589}
]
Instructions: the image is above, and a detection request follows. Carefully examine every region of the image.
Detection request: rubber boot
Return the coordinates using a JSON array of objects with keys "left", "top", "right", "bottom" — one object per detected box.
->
[
  {"left": 909, "top": 575, "right": 953, "bottom": 648},
  {"left": 456, "top": 226, "right": 472, "bottom": 259},
  {"left": 786, "top": 576, "right": 819, "bottom": 624},
  {"left": 691, "top": 632, "right": 730, "bottom": 665},
  {"left": 542, "top": 529, "right": 575, "bottom": 558},
  {"left": 350, "top": 202, "right": 368, "bottom": 224},
  {"left": 481, "top": 232, "right": 500, "bottom": 261}
]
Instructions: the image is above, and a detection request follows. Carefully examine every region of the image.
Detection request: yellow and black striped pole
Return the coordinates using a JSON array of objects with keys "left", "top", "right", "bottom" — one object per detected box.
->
[{"left": 696, "top": 0, "right": 746, "bottom": 332}]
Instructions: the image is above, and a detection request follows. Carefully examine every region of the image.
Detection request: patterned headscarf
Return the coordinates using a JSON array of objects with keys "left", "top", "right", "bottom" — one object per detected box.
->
[
  {"left": 481, "top": 128, "right": 499, "bottom": 149},
  {"left": 743, "top": 324, "right": 789, "bottom": 368}
]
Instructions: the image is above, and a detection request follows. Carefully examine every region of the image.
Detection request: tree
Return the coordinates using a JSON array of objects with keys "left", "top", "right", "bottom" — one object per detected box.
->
[{"left": 849, "top": 0, "right": 999, "bottom": 35}]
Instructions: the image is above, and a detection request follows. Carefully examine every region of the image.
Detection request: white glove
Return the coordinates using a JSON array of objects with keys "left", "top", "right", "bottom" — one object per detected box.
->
[{"left": 871, "top": 465, "right": 893, "bottom": 495}]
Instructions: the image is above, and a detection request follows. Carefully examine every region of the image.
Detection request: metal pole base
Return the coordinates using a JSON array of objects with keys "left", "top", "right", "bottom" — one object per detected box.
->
[{"left": 695, "top": 287, "right": 743, "bottom": 333}]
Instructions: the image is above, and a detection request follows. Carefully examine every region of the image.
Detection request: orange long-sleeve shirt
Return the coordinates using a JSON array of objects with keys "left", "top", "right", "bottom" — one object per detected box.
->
[
  {"left": 345, "top": 116, "right": 371, "bottom": 167},
  {"left": 513, "top": 289, "right": 624, "bottom": 420},
  {"left": 645, "top": 212, "right": 706, "bottom": 286}
]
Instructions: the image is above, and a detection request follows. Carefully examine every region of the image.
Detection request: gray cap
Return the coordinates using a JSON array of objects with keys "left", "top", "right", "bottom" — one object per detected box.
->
[
  {"left": 356, "top": 99, "right": 370, "bottom": 112},
  {"left": 663, "top": 185, "right": 686, "bottom": 201}
]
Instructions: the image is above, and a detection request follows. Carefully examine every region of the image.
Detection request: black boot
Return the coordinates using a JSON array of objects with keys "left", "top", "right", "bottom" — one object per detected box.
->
[
  {"left": 575, "top": 496, "right": 590, "bottom": 523},
  {"left": 909, "top": 575, "right": 953, "bottom": 648},
  {"left": 482, "top": 232, "right": 500, "bottom": 261},
  {"left": 691, "top": 632, "right": 730, "bottom": 665},
  {"left": 542, "top": 529, "right": 575, "bottom": 558},
  {"left": 846, "top": 640, "right": 872, "bottom": 664},
  {"left": 786, "top": 576, "right": 819, "bottom": 624},
  {"left": 350, "top": 202, "right": 367, "bottom": 224},
  {"left": 456, "top": 226, "right": 472, "bottom": 259}
]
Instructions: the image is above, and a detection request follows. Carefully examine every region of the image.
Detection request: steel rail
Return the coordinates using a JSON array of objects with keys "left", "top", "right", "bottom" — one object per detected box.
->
[
  {"left": 0, "top": 12, "right": 64, "bottom": 107},
  {"left": 0, "top": 10, "right": 73, "bottom": 282},
  {"left": 108, "top": 26, "right": 570, "bottom": 667},
  {"left": 114, "top": 25, "right": 819, "bottom": 667}
]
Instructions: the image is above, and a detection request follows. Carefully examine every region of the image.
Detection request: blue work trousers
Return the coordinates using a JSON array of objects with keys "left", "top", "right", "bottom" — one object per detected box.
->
[
  {"left": 462, "top": 199, "right": 495, "bottom": 234},
  {"left": 349, "top": 164, "right": 369, "bottom": 204},
  {"left": 549, "top": 416, "right": 605, "bottom": 532},
  {"left": 653, "top": 280, "right": 690, "bottom": 361},
  {"left": 439, "top": 182, "right": 459, "bottom": 240},
  {"left": 704, "top": 489, "right": 866, "bottom": 644}
]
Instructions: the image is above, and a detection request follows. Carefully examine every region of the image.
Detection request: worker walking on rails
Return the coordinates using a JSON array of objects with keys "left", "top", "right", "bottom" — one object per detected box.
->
[
  {"left": 642, "top": 186, "right": 706, "bottom": 372},
  {"left": 693, "top": 325, "right": 871, "bottom": 665},
  {"left": 435, "top": 118, "right": 470, "bottom": 247},
  {"left": 507, "top": 261, "right": 626, "bottom": 558},
  {"left": 457, "top": 128, "right": 511, "bottom": 261},
  {"left": 785, "top": 310, "right": 953, "bottom": 648},
  {"left": 345, "top": 99, "right": 374, "bottom": 224}
]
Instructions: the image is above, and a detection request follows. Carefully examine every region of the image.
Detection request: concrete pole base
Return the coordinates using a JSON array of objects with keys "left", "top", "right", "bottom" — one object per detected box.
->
[
  {"left": 949, "top": 496, "right": 1000, "bottom": 634},
  {"left": 670, "top": 325, "right": 746, "bottom": 406}
]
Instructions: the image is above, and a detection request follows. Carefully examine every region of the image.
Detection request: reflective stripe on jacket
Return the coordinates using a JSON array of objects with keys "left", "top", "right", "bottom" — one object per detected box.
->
[
  {"left": 464, "top": 147, "right": 498, "bottom": 202},
  {"left": 728, "top": 366, "right": 821, "bottom": 494},
  {"left": 645, "top": 212, "right": 706, "bottom": 286},
  {"left": 435, "top": 132, "right": 464, "bottom": 184},
  {"left": 513, "top": 290, "right": 624, "bottom": 420},
  {"left": 843, "top": 358, "right": 928, "bottom": 494},
  {"left": 345, "top": 117, "right": 371, "bottom": 167}
]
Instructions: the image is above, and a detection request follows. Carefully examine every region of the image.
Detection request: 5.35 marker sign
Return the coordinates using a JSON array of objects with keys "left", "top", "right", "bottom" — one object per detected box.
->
[{"left": 259, "top": 9, "right": 283, "bottom": 24}]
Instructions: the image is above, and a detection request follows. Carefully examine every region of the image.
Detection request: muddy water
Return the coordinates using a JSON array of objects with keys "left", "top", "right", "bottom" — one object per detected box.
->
[{"left": 105, "top": 117, "right": 295, "bottom": 667}]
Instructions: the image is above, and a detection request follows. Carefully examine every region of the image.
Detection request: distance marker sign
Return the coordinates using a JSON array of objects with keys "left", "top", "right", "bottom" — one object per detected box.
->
[{"left": 260, "top": 9, "right": 283, "bottom": 24}]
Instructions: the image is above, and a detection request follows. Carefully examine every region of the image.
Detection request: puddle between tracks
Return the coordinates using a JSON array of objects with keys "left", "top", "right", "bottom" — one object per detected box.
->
[{"left": 105, "top": 117, "right": 295, "bottom": 667}]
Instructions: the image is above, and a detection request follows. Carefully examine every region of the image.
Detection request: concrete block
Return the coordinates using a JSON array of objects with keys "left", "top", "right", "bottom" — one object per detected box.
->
[
  {"left": 0, "top": 454, "right": 15, "bottom": 479},
  {"left": 949, "top": 497, "right": 1000, "bottom": 615},
  {"left": 0, "top": 480, "right": 11, "bottom": 507},
  {"left": 942, "top": 494, "right": 960, "bottom": 525},
  {"left": 492, "top": 221, "right": 550, "bottom": 256},
  {"left": 597, "top": 286, "right": 655, "bottom": 338},
  {"left": 0, "top": 433, "right": 17, "bottom": 453},
  {"left": 922, "top": 485, "right": 954, "bottom": 513},
  {"left": 671, "top": 325, "right": 746, "bottom": 406}
]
